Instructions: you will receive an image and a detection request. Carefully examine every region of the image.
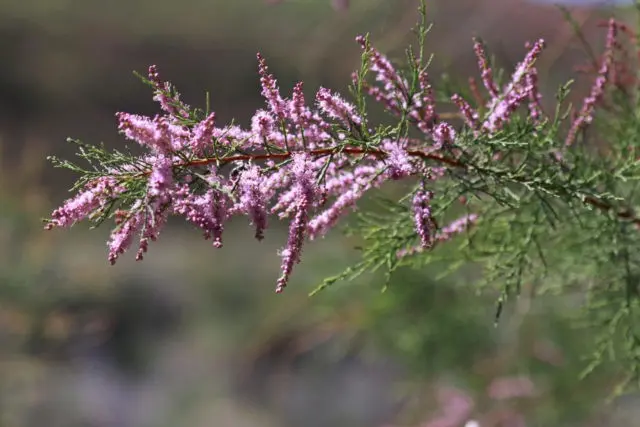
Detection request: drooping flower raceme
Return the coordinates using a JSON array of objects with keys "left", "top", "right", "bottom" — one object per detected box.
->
[
  {"left": 412, "top": 186, "right": 435, "bottom": 250},
  {"left": 276, "top": 153, "right": 319, "bottom": 292},
  {"left": 46, "top": 177, "right": 125, "bottom": 229}
]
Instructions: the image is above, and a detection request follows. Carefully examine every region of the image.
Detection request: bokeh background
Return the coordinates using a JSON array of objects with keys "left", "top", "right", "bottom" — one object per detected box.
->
[{"left": 2, "top": 0, "right": 639, "bottom": 426}]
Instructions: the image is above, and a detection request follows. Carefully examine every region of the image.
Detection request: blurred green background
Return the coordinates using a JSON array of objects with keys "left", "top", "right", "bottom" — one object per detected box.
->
[{"left": 1, "top": 0, "right": 639, "bottom": 426}]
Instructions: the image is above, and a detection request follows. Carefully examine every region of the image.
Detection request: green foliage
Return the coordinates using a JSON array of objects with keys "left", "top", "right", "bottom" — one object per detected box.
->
[{"left": 322, "top": 4, "right": 640, "bottom": 392}]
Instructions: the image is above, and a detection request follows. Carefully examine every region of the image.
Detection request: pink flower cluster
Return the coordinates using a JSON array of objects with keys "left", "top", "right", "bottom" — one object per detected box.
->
[
  {"left": 451, "top": 38, "right": 547, "bottom": 134},
  {"left": 47, "top": 31, "right": 572, "bottom": 292},
  {"left": 565, "top": 19, "right": 618, "bottom": 147}
]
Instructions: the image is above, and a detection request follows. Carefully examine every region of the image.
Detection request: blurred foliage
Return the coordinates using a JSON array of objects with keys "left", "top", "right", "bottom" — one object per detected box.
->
[{"left": 3, "top": 0, "right": 640, "bottom": 426}]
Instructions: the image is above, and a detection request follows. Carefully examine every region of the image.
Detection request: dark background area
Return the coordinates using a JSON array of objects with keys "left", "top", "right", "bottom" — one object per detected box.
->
[{"left": 1, "top": 0, "right": 638, "bottom": 426}]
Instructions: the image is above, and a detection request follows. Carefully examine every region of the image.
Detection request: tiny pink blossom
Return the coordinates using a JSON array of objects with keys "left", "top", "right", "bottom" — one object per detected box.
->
[
  {"left": 148, "top": 154, "right": 174, "bottom": 200},
  {"left": 276, "top": 153, "right": 318, "bottom": 292},
  {"left": 473, "top": 38, "right": 500, "bottom": 99},
  {"left": 289, "top": 81, "right": 314, "bottom": 133},
  {"left": 191, "top": 112, "right": 216, "bottom": 155},
  {"left": 382, "top": 139, "right": 417, "bottom": 179},
  {"left": 433, "top": 122, "right": 456, "bottom": 148},
  {"left": 452, "top": 94, "right": 480, "bottom": 130},
  {"left": 46, "top": 177, "right": 124, "bottom": 229},
  {"left": 565, "top": 19, "right": 617, "bottom": 146},
  {"left": 257, "top": 52, "right": 288, "bottom": 120},
  {"left": 438, "top": 213, "right": 479, "bottom": 241},
  {"left": 117, "top": 113, "right": 186, "bottom": 154},
  {"left": 525, "top": 68, "right": 544, "bottom": 122},
  {"left": 308, "top": 163, "right": 386, "bottom": 239},
  {"left": 108, "top": 201, "right": 144, "bottom": 265},
  {"left": 412, "top": 187, "right": 434, "bottom": 249},
  {"left": 135, "top": 202, "right": 170, "bottom": 261},
  {"left": 357, "top": 36, "right": 408, "bottom": 105},
  {"left": 481, "top": 39, "right": 546, "bottom": 132},
  {"left": 251, "top": 109, "right": 276, "bottom": 140},
  {"left": 173, "top": 178, "right": 228, "bottom": 248},
  {"left": 148, "top": 65, "right": 190, "bottom": 118},
  {"left": 316, "top": 87, "right": 362, "bottom": 126},
  {"left": 234, "top": 164, "right": 268, "bottom": 241}
]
